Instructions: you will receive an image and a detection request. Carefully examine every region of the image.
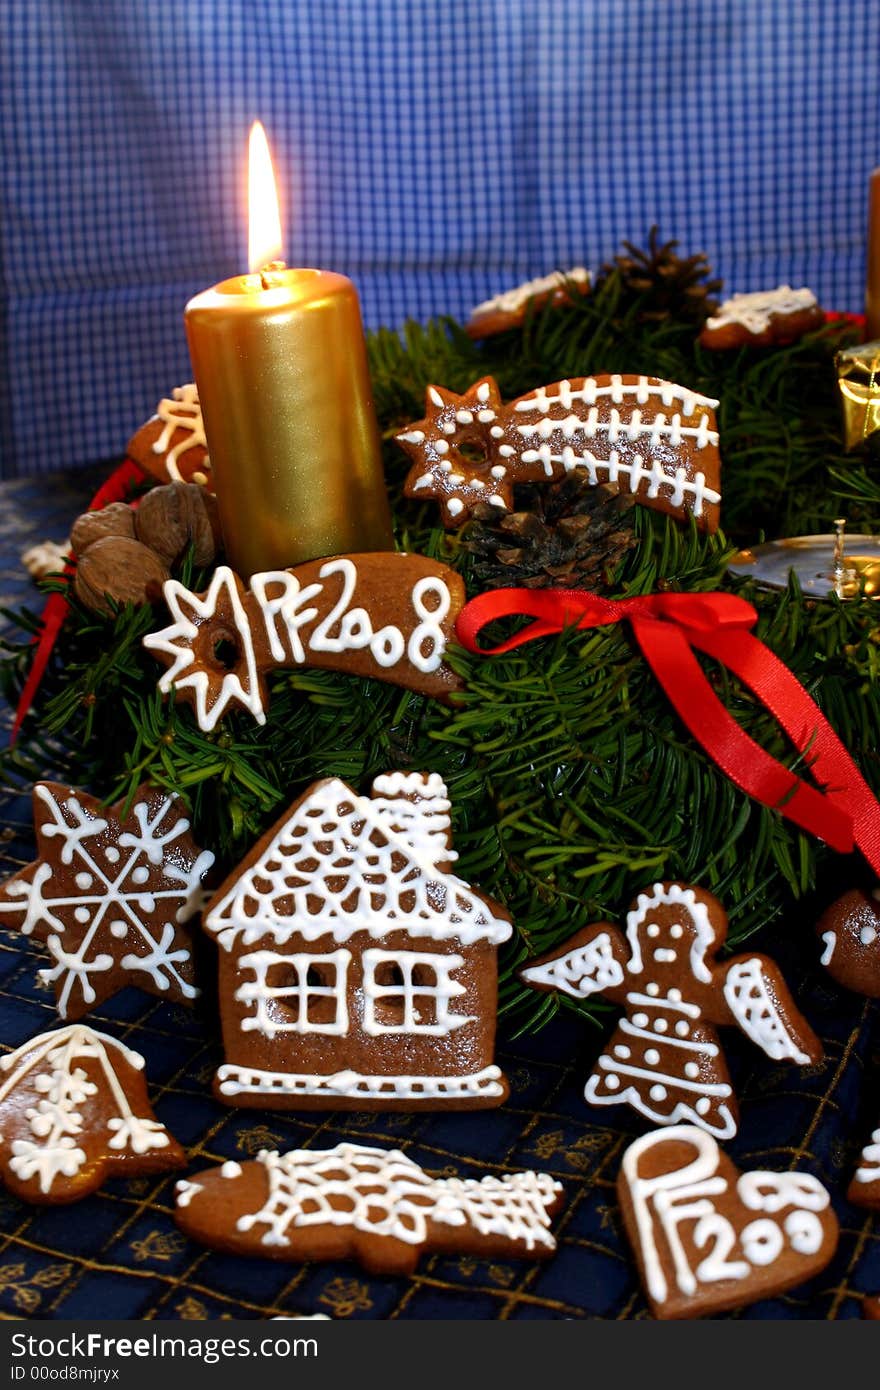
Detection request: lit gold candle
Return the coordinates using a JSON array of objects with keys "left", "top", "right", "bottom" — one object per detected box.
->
[{"left": 184, "top": 122, "right": 393, "bottom": 578}]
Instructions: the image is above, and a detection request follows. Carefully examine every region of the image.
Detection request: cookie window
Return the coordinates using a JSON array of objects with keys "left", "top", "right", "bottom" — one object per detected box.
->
[
  {"left": 361, "top": 949, "right": 474, "bottom": 1035},
  {"left": 236, "top": 949, "right": 351, "bottom": 1036}
]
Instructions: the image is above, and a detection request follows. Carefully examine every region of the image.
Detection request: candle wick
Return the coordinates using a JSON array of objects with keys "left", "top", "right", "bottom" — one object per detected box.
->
[{"left": 259, "top": 260, "right": 288, "bottom": 289}]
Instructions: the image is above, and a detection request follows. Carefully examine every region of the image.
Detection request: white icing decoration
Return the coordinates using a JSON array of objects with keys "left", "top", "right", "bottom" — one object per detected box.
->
[
  {"left": 221, "top": 1161, "right": 243, "bottom": 1179},
  {"left": 703, "top": 286, "right": 818, "bottom": 336},
  {"left": 470, "top": 267, "right": 590, "bottom": 319},
  {"left": 234, "top": 950, "right": 351, "bottom": 1039},
  {"left": 151, "top": 384, "right": 208, "bottom": 481},
  {"left": 22, "top": 539, "right": 70, "bottom": 581},
  {"left": 144, "top": 567, "right": 265, "bottom": 730},
  {"left": 860, "top": 924, "right": 877, "bottom": 946},
  {"left": 229, "top": 1144, "right": 561, "bottom": 1251},
  {"left": 215, "top": 1063, "right": 506, "bottom": 1101},
  {"left": 361, "top": 949, "right": 473, "bottom": 1036},
  {"left": 819, "top": 930, "right": 837, "bottom": 966},
  {"left": 205, "top": 775, "right": 511, "bottom": 951},
  {"left": 520, "top": 932, "right": 624, "bottom": 998},
  {"left": 0, "top": 1025, "right": 170, "bottom": 1194},
  {"left": 175, "top": 1179, "right": 204, "bottom": 1207},
  {"left": 0, "top": 786, "right": 212, "bottom": 1018},
  {"left": 626, "top": 883, "right": 716, "bottom": 984},
  {"left": 621, "top": 1126, "right": 831, "bottom": 1309},
  {"left": 854, "top": 1127, "right": 880, "bottom": 1185},
  {"left": 722, "top": 959, "right": 812, "bottom": 1064}
]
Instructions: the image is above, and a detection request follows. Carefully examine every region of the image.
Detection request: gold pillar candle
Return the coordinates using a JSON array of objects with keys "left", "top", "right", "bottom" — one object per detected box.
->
[
  {"left": 867, "top": 166, "right": 880, "bottom": 342},
  {"left": 185, "top": 267, "right": 393, "bottom": 577}
]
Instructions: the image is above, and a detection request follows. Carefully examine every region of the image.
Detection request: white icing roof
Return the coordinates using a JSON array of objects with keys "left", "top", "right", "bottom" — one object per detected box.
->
[{"left": 205, "top": 775, "right": 512, "bottom": 950}]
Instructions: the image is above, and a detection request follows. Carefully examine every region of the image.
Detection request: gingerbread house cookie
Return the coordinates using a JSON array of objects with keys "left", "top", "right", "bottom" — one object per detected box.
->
[{"left": 204, "top": 772, "right": 513, "bottom": 1110}]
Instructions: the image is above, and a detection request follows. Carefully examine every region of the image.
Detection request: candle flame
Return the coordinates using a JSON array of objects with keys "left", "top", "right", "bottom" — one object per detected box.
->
[{"left": 248, "top": 121, "right": 283, "bottom": 273}]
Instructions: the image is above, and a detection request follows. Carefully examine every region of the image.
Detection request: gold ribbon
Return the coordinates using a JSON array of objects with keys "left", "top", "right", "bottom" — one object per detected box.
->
[{"left": 836, "top": 339, "right": 880, "bottom": 450}]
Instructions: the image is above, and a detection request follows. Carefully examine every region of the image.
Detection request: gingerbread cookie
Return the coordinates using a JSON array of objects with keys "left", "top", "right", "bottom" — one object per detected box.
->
[
  {"left": 0, "top": 783, "right": 214, "bottom": 1020},
  {"left": 0, "top": 1024, "right": 184, "bottom": 1203},
  {"left": 144, "top": 552, "right": 465, "bottom": 731},
  {"left": 618, "top": 1125, "right": 838, "bottom": 1319},
  {"left": 465, "top": 267, "right": 591, "bottom": 339},
  {"left": 203, "top": 771, "right": 512, "bottom": 1110},
  {"left": 864, "top": 1295, "right": 880, "bottom": 1320},
  {"left": 699, "top": 286, "right": 824, "bottom": 349},
  {"left": 848, "top": 1126, "right": 880, "bottom": 1210},
  {"left": 126, "top": 384, "right": 212, "bottom": 489},
  {"left": 395, "top": 374, "right": 721, "bottom": 531},
  {"left": 174, "top": 1142, "right": 563, "bottom": 1274},
  {"left": 817, "top": 887, "right": 880, "bottom": 997},
  {"left": 520, "top": 881, "right": 821, "bottom": 1137}
]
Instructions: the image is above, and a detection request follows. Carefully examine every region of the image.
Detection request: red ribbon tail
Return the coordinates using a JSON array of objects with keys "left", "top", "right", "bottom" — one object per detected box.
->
[{"left": 9, "top": 459, "right": 149, "bottom": 744}]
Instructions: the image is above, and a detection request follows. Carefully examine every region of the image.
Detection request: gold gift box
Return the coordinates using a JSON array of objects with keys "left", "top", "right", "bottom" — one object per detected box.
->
[{"left": 835, "top": 340, "right": 880, "bottom": 451}]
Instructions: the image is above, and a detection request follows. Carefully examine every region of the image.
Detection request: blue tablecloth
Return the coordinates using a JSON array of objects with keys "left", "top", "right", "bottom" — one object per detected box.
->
[
  {"left": 0, "top": 470, "right": 878, "bottom": 1320},
  {"left": 3, "top": 0, "right": 880, "bottom": 478}
]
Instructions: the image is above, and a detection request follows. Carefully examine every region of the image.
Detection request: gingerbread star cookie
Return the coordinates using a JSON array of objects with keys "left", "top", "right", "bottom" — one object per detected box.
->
[
  {"left": 618, "top": 1125, "right": 838, "bottom": 1319},
  {"left": 396, "top": 378, "right": 515, "bottom": 525},
  {"left": 126, "top": 383, "right": 213, "bottom": 489},
  {"left": 0, "top": 783, "right": 214, "bottom": 1019},
  {"left": 0, "top": 1024, "right": 184, "bottom": 1203}
]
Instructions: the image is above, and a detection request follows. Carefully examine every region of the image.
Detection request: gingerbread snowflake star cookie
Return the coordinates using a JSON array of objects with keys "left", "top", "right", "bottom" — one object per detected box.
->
[
  {"left": 0, "top": 783, "right": 214, "bottom": 1019},
  {"left": 520, "top": 880, "right": 821, "bottom": 1137}
]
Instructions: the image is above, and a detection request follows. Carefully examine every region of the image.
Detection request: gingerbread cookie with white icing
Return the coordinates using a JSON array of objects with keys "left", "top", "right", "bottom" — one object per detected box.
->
[
  {"left": 848, "top": 1125, "right": 880, "bottom": 1210},
  {"left": 520, "top": 881, "right": 821, "bottom": 1138},
  {"left": 466, "top": 267, "right": 591, "bottom": 339},
  {"left": 0, "top": 782, "right": 214, "bottom": 1020},
  {"left": 699, "top": 286, "right": 824, "bottom": 349},
  {"left": 174, "top": 1142, "right": 563, "bottom": 1274},
  {"left": 618, "top": 1125, "right": 838, "bottom": 1319},
  {"left": 396, "top": 374, "right": 722, "bottom": 532},
  {"left": 126, "top": 384, "right": 212, "bottom": 489},
  {"left": 817, "top": 886, "right": 880, "bottom": 997},
  {"left": 203, "top": 771, "right": 512, "bottom": 1110},
  {"left": 0, "top": 1024, "right": 184, "bottom": 1204}
]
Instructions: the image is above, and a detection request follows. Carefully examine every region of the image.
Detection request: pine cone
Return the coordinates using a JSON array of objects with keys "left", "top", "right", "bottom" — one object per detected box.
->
[
  {"left": 466, "top": 475, "right": 637, "bottom": 590},
  {"left": 599, "top": 226, "right": 723, "bottom": 327}
]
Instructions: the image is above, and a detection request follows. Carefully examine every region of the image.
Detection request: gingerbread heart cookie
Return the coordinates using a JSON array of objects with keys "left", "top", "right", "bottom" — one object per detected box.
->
[
  {"left": 0, "top": 1024, "right": 184, "bottom": 1203},
  {"left": 174, "top": 1142, "right": 563, "bottom": 1275},
  {"left": 0, "top": 782, "right": 214, "bottom": 1020},
  {"left": 618, "top": 1125, "right": 838, "bottom": 1319}
]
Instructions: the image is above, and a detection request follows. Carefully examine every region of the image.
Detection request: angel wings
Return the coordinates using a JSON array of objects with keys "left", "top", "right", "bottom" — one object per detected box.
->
[{"left": 520, "top": 881, "right": 821, "bottom": 1137}]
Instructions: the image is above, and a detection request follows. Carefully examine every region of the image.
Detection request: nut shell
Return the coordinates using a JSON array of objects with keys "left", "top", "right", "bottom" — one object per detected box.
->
[
  {"left": 70, "top": 502, "right": 136, "bottom": 556},
  {"left": 74, "top": 536, "right": 170, "bottom": 614},
  {"left": 135, "top": 483, "right": 221, "bottom": 568}
]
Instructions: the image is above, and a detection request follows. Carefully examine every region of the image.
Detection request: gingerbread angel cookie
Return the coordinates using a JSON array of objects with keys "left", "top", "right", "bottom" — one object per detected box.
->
[
  {"left": 520, "top": 881, "right": 821, "bottom": 1137},
  {"left": 618, "top": 1126, "right": 838, "bottom": 1319},
  {"left": 0, "top": 783, "right": 214, "bottom": 1019},
  {"left": 126, "top": 384, "right": 212, "bottom": 489},
  {"left": 174, "top": 1143, "right": 563, "bottom": 1274},
  {"left": 0, "top": 1024, "right": 184, "bottom": 1203}
]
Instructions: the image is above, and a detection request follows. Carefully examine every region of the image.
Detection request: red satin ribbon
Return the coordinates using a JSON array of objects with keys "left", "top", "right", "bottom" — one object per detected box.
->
[
  {"left": 455, "top": 588, "right": 880, "bottom": 874},
  {"left": 11, "top": 459, "right": 149, "bottom": 743}
]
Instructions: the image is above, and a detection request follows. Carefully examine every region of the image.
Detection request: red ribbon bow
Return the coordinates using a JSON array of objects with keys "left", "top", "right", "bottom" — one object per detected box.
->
[{"left": 455, "top": 587, "right": 880, "bottom": 875}]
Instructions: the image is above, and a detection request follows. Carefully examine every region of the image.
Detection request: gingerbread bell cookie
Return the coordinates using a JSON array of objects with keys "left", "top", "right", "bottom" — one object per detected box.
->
[
  {"left": 699, "top": 286, "right": 824, "bottom": 350},
  {"left": 202, "top": 771, "right": 512, "bottom": 1110},
  {"left": 395, "top": 374, "right": 721, "bottom": 532},
  {"left": 174, "top": 1142, "right": 563, "bottom": 1274},
  {"left": 144, "top": 552, "right": 465, "bottom": 731},
  {"left": 126, "top": 384, "right": 212, "bottom": 489},
  {"left": 520, "top": 881, "right": 821, "bottom": 1137},
  {"left": 465, "top": 267, "right": 591, "bottom": 339},
  {"left": 817, "top": 887, "right": 880, "bottom": 997},
  {"left": 0, "top": 783, "right": 214, "bottom": 1019},
  {"left": 618, "top": 1125, "right": 838, "bottom": 1319},
  {"left": 0, "top": 1024, "right": 184, "bottom": 1203}
]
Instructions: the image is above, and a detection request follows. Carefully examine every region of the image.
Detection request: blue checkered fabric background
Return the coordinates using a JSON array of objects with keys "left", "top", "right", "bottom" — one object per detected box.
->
[{"left": 1, "top": 0, "right": 879, "bottom": 477}]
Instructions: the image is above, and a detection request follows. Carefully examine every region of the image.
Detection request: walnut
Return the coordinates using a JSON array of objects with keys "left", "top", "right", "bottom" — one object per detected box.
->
[
  {"left": 74, "top": 537, "right": 170, "bottom": 615},
  {"left": 134, "top": 483, "right": 221, "bottom": 568},
  {"left": 70, "top": 502, "right": 136, "bottom": 555}
]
